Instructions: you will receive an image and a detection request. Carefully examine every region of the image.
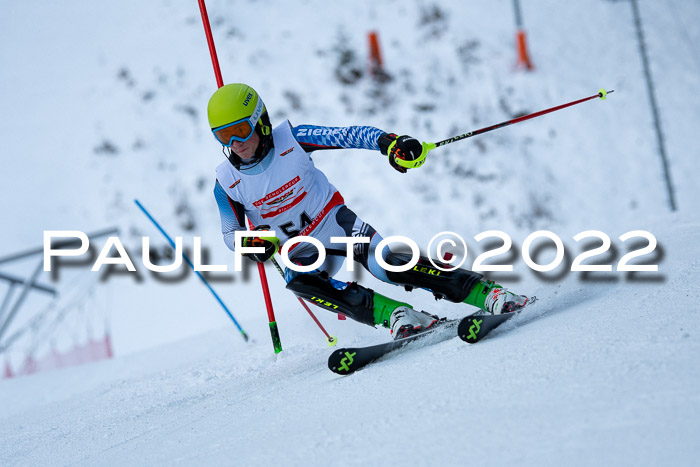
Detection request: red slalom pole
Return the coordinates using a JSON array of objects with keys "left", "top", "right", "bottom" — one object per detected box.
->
[
  {"left": 197, "top": 0, "right": 224, "bottom": 88},
  {"left": 434, "top": 89, "right": 613, "bottom": 148},
  {"left": 257, "top": 261, "right": 282, "bottom": 353},
  {"left": 197, "top": 0, "right": 281, "bottom": 353}
]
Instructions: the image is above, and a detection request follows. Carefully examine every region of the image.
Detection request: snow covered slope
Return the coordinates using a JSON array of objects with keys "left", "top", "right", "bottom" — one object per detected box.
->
[
  {"left": 0, "top": 213, "right": 697, "bottom": 465},
  {"left": 1, "top": 0, "right": 699, "bottom": 464}
]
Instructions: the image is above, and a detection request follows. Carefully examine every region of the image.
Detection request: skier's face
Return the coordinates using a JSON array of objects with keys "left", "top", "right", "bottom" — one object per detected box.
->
[{"left": 231, "top": 131, "right": 260, "bottom": 161}]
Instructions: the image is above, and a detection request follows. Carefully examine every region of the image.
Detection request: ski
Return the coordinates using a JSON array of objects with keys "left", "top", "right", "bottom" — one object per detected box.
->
[
  {"left": 457, "top": 313, "right": 514, "bottom": 343},
  {"left": 327, "top": 319, "right": 459, "bottom": 375},
  {"left": 458, "top": 296, "right": 538, "bottom": 344},
  {"left": 328, "top": 297, "right": 538, "bottom": 375}
]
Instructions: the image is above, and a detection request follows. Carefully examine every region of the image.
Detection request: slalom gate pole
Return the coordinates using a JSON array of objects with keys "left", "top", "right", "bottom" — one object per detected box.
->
[
  {"left": 269, "top": 257, "right": 338, "bottom": 347},
  {"left": 197, "top": 0, "right": 281, "bottom": 352},
  {"left": 134, "top": 200, "right": 249, "bottom": 342},
  {"left": 257, "top": 257, "right": 282, "bottom": 353},
  {"left": 434, "top": 89, "right": 613, "bottom": 148},
  {"left": 246, "top": 218, "right": 282, "bottom": 353},
  {"left": 197, "top": 0, "right": 223, "bottom": 89}
]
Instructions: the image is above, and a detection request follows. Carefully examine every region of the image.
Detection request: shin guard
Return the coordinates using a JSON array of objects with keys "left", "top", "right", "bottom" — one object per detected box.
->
[
  {"left": 384, "top": 253, "right": 483, "bottom": 302},
  {"left": 286, "top": 272, "right": 376, "bottom": 326}
]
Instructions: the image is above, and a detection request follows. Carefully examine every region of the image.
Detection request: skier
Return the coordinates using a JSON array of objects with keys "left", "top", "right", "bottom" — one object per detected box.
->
[{"left": 209, "top": 83, "right": 529, "bottom": 339}]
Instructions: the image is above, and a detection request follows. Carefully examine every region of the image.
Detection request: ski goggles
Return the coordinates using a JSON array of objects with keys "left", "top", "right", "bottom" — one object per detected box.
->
[{"left": 212, "top": 97, "right": 264, "bottom": 146}]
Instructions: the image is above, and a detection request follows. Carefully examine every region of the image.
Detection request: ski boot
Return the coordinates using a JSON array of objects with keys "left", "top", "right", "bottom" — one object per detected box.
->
[
  {"left": 483, "top": 285, "right": 530, "bottom": 315},
  {"left": 389, "top": 307, "right": 439, "bottom": 340},
  {"left": 461, "top": 279, "right": 530, "bottom": 315},
  {"left": 382, "top": 252, "right": 529, "bottom": 314}
]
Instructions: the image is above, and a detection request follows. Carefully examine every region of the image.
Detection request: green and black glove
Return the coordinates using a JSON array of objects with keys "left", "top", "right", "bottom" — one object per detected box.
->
[
  {"left": 378, "top": 133, "right": 435, "bottom": 174},
  {"left": 242, "top": 225, "right": 280, "bottom": 263}
]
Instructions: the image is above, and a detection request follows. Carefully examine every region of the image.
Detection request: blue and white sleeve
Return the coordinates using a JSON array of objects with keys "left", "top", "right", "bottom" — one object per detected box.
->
[
  {"left": 214, "top": 180, "right": 246, "bottom": 252},
  {"left": 291, "top": 124, "right": 386, "bottom": 153}
]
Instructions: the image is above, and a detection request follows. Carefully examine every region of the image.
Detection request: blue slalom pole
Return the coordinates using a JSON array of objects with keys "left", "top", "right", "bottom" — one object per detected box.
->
[{"left": 134, "top": 199, "right": 249, "bottom": 342}]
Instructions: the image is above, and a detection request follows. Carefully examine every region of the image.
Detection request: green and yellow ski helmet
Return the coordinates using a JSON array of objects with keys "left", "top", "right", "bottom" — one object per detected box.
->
[{"left": 208, "top": 83, "right": 271, "bottom": 147}]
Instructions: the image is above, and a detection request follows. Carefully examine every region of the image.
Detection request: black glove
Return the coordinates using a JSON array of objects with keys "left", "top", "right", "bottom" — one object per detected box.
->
[
  {"left": 242, "top": 225, "right": 280, "bottom": 263},
  {"left": 378, "top": 133, "right": 432, "bottom": 173}
]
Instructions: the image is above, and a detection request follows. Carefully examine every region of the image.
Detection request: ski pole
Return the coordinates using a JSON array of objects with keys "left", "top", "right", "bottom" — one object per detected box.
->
[
  {"left": 433, "top": 88, "right": 613, "bottom": 148},
  {"left": 134, "top": 199, "right": 249, "bottom": 342},
  {"left": 269, "top": 257, "right": 338, "bottom": 347},
  {"left": 197, "top": 0, "right": 280, "bottom": 353}
]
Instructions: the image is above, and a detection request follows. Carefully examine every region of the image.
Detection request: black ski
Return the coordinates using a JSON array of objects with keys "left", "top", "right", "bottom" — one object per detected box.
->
[
  {"left": 328, "top": 319, "right": 459, "bottom": 375},
  {"left": 457, "top": 313, "right": 514, "bottom": 343},
  {"left": 458, "top": 296, "right": 538, "bottom": 344},
  {"left": 328, "top": 297, "right": 538, "bottom": 375}
]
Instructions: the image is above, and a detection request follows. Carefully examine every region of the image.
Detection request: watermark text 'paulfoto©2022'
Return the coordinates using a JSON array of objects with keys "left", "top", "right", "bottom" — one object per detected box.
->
[{"left": 43, "top": 229, "right": 660, "bottom": 277}]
